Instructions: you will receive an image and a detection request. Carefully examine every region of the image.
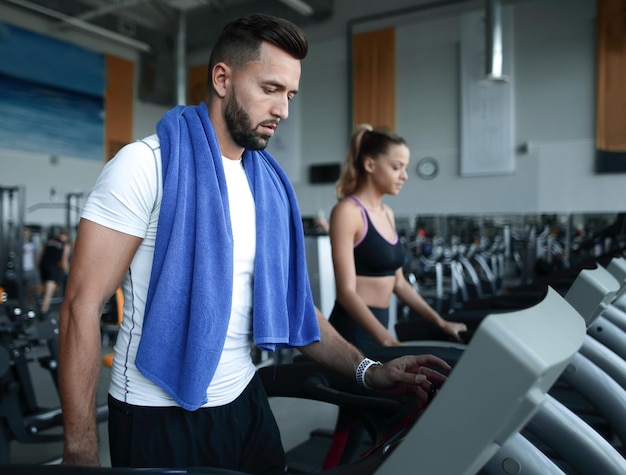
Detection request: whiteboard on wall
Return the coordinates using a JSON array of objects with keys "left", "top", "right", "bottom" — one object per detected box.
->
[
  {"left": 266, "top": 97, "right": 302, "bottom": 184},
  {"left": 459, "top": 9, "right": 515, "bottom": 177}
]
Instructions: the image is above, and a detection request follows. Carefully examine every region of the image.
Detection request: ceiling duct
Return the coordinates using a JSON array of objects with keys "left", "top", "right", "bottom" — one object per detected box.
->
[
  {"left": 4, "top": 0, "right": 152, "bottom": 52},
  {"left": 484, "top": 0, "right": 508, "bottom": 82},
  {"left": 277, "top": 0, "right": 314, "bottom": 16}
]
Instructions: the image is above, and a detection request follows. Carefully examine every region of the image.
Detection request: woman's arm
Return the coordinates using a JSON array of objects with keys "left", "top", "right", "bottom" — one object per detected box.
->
[
  {"left": 393, "top": 269, "right": 467, "bottom": 342},
  {"left": 329, "top": 201, "right": 401, "bottom": 347}
]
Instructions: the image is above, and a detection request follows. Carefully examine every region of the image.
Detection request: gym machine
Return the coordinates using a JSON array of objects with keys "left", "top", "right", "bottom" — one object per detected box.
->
[
  {"left": 1, "top": 263, "right": 624, "bottom": 473},
  {"left": 0, "top": 302, "right": 108, "bottom": 464},
  {"left": 27, "top": 191, "right": 84, "bottom": 244},
  {"left": 2, "top": 276, "right": 587, "bottom": 474},
  {"left": 339, "top": 263, "right": 626, "bottom": 474},
  {"left": 0, "top": 186, "right": 26, "bottom": 309}
]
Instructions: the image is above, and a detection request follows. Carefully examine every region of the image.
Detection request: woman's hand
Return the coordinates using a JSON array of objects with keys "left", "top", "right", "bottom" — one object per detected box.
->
[
  {"left": 382, "top": 337, "right": 405, "bottom": 347},
  {"left": 441, "top": 321, "right": 468, "bottom": 342}
]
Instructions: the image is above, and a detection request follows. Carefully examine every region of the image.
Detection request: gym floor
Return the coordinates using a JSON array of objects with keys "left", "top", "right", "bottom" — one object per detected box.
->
[{"left": 8, "top": 343, "right": 339, "bottom": 469}]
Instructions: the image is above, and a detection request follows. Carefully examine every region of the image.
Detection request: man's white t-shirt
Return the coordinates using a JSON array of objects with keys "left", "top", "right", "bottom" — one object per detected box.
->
[{"left": 81, "top": 134, "right": 257, "bottom": 407}]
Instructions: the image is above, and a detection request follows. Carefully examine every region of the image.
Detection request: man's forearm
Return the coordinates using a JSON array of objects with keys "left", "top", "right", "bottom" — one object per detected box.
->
[
  {"left": 299, "top": 310, "right": 364, "bottom": 380},
  {"left": 297, "top": 308, "right": 449, "bottom": 395},
  {"left": 58, "top": 302, "right": 103, "bottom": 465}
]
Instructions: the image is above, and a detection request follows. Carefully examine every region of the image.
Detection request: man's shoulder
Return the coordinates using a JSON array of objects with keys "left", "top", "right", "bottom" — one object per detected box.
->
[
  {"left": 110, "top": 134, "right": 160, "bottom": 163},
  {"left": 103, "top": 134, "right": 162, "bottom": 186},
  {"left": 137, "top": 134, "right": 160, "bottom": 151}
]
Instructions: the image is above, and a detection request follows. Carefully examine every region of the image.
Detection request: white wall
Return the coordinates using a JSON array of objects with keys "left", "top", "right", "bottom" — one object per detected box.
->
[
  {"left": 0, "top": 149, "right": 101, "bottom": 228},
  {"left": 295, "top": 0, "right": 622, "bottom": 218},
  {"left": 292, "top": 35, "right": 350, "bottom": 217},
  {"left": 1, "top": 0, "right": 623, "bottom": 229}
]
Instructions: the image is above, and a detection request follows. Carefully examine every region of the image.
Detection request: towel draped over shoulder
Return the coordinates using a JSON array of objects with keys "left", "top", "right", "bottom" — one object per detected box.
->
[{"left": 135, "top": 102, "right": 320, "bottom": 411}]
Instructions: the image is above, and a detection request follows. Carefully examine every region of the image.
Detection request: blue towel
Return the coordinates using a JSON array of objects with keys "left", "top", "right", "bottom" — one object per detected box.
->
[{"left": 135, "top": 102, "right": 320, "bottom": 411}]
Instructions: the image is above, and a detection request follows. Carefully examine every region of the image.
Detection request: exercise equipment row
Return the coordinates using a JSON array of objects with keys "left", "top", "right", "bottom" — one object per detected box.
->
[
  {"left": 0, "top": 299, "right": 108, "bottom": 464},
  {"left": 401, "top": 213, "right": 626, "bottom": 324},
  {"left": 3, "top": 258, "right": 626, "bottom": 473},
  {"left": 6, "top": 257, "right": 616, "bottom": 474},
  {"left": 278, "top": 256, "right": 626, "bottom": 474}
]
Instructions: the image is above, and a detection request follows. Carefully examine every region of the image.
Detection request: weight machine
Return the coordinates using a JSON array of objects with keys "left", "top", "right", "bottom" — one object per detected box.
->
[
  {"left": 27, "top": 191, "right": 84, "bottom": 244},
  {"left": 0, "top": 300, "right": 109, "bottom": 464},
  {"left": 0, "top": 186, "right": 26, "bottom": 309}
]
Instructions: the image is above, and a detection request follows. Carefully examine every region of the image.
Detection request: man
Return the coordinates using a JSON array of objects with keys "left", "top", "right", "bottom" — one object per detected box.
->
[
  {"left": 22, "top": 227, "right": 41, "bottom": 307},
  {"left": 38, "top": 227, "right": 70, "bottom": 314},
  {"left": 58, "top": 13, "right": 450, "bottom": 474}
]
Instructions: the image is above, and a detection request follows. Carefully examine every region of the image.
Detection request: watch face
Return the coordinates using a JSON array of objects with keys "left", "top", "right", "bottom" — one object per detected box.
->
[{"left": 417, "top": 157, "right": 439, "bottom": 180}]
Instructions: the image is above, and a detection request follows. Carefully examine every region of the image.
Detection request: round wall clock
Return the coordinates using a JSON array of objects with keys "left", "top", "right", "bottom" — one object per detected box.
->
[{"left": 416, "top": 157, "right": 439, "bottom": 180}]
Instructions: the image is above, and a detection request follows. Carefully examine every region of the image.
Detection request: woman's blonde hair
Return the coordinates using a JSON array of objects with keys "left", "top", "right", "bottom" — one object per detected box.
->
[{"left": 335, "top": 124, "right": 407, "bottom": 200}]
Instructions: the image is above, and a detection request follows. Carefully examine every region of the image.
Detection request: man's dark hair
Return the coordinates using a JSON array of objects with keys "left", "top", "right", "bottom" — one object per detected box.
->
[{"left": 208, "top": 13, "right": 308, "bottom": 72}]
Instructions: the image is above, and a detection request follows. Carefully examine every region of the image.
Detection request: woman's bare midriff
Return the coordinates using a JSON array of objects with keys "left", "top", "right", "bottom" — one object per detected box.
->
[{"left": 355, "top": 274, "right": 396, "bottom": 308}]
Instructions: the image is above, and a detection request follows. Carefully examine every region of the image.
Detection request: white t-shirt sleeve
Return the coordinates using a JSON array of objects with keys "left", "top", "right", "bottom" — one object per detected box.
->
[{"left": 82, "top": 138, "right": 160, "bottom": 238}]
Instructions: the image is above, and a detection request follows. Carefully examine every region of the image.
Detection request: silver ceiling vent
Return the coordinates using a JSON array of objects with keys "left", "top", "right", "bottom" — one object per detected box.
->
[{"left": 484, "top": 0, "right": 508, "bottom": 83}]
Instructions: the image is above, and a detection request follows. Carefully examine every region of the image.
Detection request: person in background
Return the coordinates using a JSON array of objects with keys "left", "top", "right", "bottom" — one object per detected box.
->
[
  {"left": 314, "top": 214, "right": 330, "bottom": 233},
  {"left": 322, "top": 124, "right": 467, "bottom": 468},
  {"left": 58, "top": 15, "right": 450, "bottom": 474},
  {"left": 38, "top": 228, "right": 70, "bottom": 315},
  {"left": 22, "top": 227, "right": 41, "bottom": 307},
  {"left": 328, "top": 124, "right": 467, "bottom": 350}
]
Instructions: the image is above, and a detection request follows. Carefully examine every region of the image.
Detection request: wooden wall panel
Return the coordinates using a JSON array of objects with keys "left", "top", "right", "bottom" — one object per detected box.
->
[
  {"left": 596, "top": 0, "right": 626, "bottom": 173},
  {"left": 188, "top": 64, "right": 209, "bottom": 106},
  {"left": 105, "top": 55, "right": 134, "bottom": 162},
  {"left": 352, "top": 28, "right": 396, "bottom": 130}
]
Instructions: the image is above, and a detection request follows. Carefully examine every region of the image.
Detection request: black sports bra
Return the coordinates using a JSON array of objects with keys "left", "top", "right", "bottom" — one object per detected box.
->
[{"left": 348, "top": 196, "right": 406, "bottom": 277}]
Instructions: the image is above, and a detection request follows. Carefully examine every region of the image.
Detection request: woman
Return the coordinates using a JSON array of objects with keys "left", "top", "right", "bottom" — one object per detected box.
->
[
  {"left": 328, "top": 124, "right": 467, "bottom": 350},
  {"left": 322, "top": 125, "right": 465, "bottom": 469}
]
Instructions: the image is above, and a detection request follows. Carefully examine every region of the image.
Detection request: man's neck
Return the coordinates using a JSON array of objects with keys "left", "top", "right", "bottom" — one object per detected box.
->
[{"left": 206, "top": 102, "right": 243, "bottom": 160}]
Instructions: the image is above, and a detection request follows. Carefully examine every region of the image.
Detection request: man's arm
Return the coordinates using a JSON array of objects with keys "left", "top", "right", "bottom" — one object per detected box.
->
[
  {"left": 299, "top": 308, "right": 365, "bottom": 378},
  {"left": 58, "top": 219, "right": 142, "bottom": 466},
  {"left": 299, "top": 309, "right": 450, "bottom": 397}
]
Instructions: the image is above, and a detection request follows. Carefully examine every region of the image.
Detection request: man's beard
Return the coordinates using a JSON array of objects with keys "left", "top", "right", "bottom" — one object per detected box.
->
[{"left": 224, "top": 92, "right": 272, "bottom": 151}]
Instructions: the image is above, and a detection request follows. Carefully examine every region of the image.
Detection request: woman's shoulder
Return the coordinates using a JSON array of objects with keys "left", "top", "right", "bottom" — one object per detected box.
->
[
  {"left": 332, "top": 197, "right": 361, "bottom": 215},
  {"left": 330, "top": 197, "right": 365, "bottom": 231}
]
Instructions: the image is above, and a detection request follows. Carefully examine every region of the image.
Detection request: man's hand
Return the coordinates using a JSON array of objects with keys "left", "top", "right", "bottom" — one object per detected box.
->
[
  {"left": 364, "top": 354, "right": 451, "bottom": 403},
  {"left": 62, "top": 446, "right": 100, "bottom": 467}
]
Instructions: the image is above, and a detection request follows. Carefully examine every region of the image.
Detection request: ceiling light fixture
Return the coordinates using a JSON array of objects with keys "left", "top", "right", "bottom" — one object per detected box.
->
[{"left": 277, "top": 0, "right": 314, "bottom": 17}]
